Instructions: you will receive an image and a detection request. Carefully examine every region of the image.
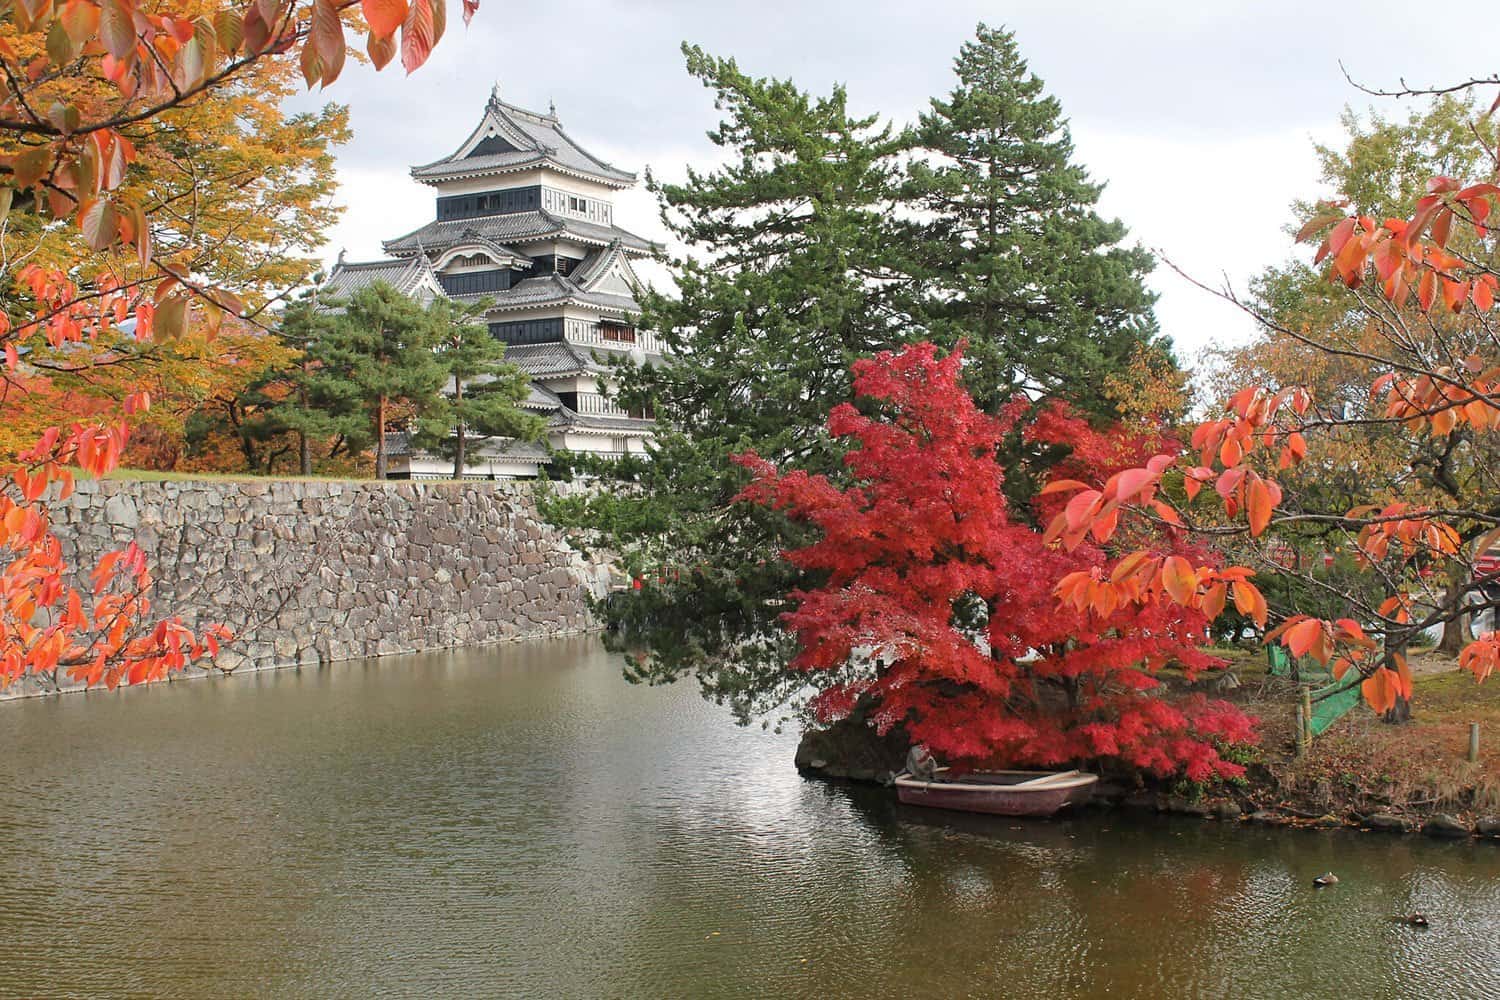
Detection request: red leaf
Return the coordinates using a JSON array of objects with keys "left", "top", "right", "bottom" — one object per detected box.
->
[
  {"left": 1113, "top": 467, "right": 1155, "bottom": 502},
  {"left": 1418, "top": 269, "right": 1437, "bottom": 312},
  {"left": 1475, "top": 280, "right": 1495, "bottom": 312},
  {"left": 400, "top": 0, "right": 434, "bottom": 73}
]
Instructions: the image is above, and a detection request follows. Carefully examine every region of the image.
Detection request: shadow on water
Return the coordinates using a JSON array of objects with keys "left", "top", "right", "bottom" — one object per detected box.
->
[
  {"left": 0, "top": 637, "right": 1497, "bottom": 999},
  {"left": 820, "top": 780, "right": 1500, "bottom": 999}
]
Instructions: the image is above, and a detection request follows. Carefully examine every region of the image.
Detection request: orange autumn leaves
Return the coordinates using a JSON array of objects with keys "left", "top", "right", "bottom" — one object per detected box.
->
[
  {"left": 1266, "top": 614, "right": 1412, "bottom": 715},
  {"left": 1043, "top": 371, "right": 1466, "bottom": 714},
  {"left": 1055, "top": 556, "right": 1269, "bottom": 632},
  {"left": 1302, "top": 177, "right": 1500, "bottom": 315},
  {"left": 1370, "top": 361, "right": 1500, "bottom": 437}
]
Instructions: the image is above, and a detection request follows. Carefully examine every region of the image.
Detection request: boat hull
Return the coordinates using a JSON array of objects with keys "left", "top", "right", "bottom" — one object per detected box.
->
[{"left": 894, "top": 769, "right": 1098, "bottom": 817}]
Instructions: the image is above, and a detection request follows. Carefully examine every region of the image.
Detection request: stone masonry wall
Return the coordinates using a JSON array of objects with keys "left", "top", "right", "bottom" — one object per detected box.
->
[{"left": 4, "top": 478, "right": 612, "bottom": 698}]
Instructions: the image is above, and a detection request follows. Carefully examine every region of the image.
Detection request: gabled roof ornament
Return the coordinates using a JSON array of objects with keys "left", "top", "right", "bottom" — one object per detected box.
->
[{"left": 488, "top": 81, "right": 502, "bottom": 110}]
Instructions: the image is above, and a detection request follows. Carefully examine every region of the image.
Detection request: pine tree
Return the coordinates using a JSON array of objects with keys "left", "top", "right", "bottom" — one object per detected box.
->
[
  {"left": 547, "top": 45, "right": 911, "bottom": 714},
  {"left": 415, "top": 298, "right": 544, "bottom": 478},
  {"left": 260, "top": 295, "right": 369, "bottom": 475},
  {"left": 313, "top": 282, "right": 448, "bottom": 479},
  {"left": 897, "top": 23, "right": 1164, "bottom": 416}
]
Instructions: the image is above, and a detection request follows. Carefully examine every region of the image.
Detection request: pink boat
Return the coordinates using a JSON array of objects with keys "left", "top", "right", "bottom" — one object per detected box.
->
[{"left": 894, "top": 768, "right": 1099, "bottom": 817}]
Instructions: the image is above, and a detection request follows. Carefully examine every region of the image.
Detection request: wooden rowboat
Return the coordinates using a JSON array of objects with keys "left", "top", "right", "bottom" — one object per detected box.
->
[{"left": 893, "top": 768, "right": 1098, "bottom": 817}]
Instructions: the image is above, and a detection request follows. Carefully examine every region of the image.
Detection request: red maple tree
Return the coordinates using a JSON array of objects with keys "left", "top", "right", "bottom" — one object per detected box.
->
[{"left": 737, "top": 342, "right": 1257, "bottom": 781}]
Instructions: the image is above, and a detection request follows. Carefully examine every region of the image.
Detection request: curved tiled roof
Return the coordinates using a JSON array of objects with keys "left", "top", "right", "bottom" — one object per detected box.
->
[
  {"left": 320, "top": 255, "right": 442, "bottom": 302},
  {"left": 503, "top": 341, "right": 665, "bottom": 379},
  {"left": 470, "top": 274, "right": 637, "bottom": 314},
  {"left": 411, "top": 90, "right": 636, "bottom": 188},
  {"left": 383, "top": 209, "right": 656, "bottom": 257},
  {"left": 548, "top": 408, "right": 656, "bottom": 434},
  {"left": 432, "top": 231, "right": 531, "bottom": 269}
]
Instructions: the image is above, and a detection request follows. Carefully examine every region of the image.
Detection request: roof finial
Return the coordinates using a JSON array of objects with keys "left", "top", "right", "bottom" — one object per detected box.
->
[
  {"left": 489, "top": 81, "right": 501, "bottom": 108},
  {"left": 548, "top": 97, "right": 557, "bottom": 118},
  {"left": 335, "top": 247, "right": 346, "bottom": 267}
]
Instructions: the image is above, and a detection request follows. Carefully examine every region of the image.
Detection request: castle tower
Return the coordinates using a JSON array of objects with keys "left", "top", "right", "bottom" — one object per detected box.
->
[{"left": 323, "top": 86, "right": 661, "bottom": 478}]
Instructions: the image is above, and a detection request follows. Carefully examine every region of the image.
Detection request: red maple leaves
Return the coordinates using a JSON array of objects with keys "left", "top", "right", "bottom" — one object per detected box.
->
[{"left": 737, "top": 343, "right": 1256, "bottom": 781}]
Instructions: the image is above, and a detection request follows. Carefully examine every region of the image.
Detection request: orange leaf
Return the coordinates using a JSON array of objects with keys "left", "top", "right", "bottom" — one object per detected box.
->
[
  {"left": 1150, "top": 500, "right": 1183, "bottom": 526},
  {"left": 1160, "top": 556, "right": 1197, "bottom": 606},
  {"left": 1201, "top": 583, "right": 1227, "bottom": 621},
  {"left": 363, "top": 0, "right": 407, "bottom": 36},
  {"left": 1284, "top": 618, "right": 1323, "bottom": 659},
  {"left": 1038, "top": 479, "right": 1091, "bottom": 496},
  {"left": 1362, "top": 669, "right": 1397, "bottom": 715},
  {"left": 1419, "top": 269, "right": 1437, "bottom": 312},
  {"left": 1246, "top": 475, "right": 1273, "bottom": 536}
]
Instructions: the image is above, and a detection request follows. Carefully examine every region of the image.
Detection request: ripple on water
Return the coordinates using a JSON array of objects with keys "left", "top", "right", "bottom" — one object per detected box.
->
[{"left": 2, "top": 638, "right": 1500, "bottom": 999}]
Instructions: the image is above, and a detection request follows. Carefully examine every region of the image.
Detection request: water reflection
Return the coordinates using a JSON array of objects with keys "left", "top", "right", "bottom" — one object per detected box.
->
[{"left": 0, "top": 637, "right": 1497, "bottom": 998}]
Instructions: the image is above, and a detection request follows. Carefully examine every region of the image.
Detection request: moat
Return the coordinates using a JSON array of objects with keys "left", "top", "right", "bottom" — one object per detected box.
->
[{"left": 2, "top": 637, "right": 1499, "bottom": 998}]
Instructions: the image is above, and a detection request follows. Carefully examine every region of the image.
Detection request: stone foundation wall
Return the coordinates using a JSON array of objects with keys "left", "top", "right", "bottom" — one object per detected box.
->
[{"left": 5, "top": 478, "right": 611, "bottom": 698}]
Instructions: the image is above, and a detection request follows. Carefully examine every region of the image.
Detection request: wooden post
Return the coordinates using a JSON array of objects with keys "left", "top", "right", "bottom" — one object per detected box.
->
[
  {"left": 1469, "top": 722, "right": 1480, "bottom": 763},
  {"left": 1295, "top": 704, "right": 1307, "bottom": 756},
  {"left": 1301, "top": 689, "right": 1314, "bottom": 751}
]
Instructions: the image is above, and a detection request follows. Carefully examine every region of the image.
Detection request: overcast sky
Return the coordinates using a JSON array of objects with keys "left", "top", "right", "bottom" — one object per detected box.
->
[{"left": 294, "top": 0, "right": 1485, "bottom": 364}]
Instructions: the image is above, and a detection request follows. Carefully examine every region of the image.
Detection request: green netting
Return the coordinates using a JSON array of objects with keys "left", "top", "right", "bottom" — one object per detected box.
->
[
  {"left": 1309, "top": 675, "right": 1363, "bottom": 736},
  {"left": 1265, "top": 644, "right": 1333, "bottom": 683}
]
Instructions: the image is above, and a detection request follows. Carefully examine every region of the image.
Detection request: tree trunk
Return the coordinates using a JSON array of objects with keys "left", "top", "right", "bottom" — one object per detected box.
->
[
  {"left": 298, "top": 359, "right": 313, "bottom": 476},
  {"left": 375, "top": 395, "right": 388, "bottom": 480},
  {"left": 452, "top": 381, "right": 465, "bottom": 479},
  {"left": 1438, "top": 565, "right": 1473, "bottom": 655}
]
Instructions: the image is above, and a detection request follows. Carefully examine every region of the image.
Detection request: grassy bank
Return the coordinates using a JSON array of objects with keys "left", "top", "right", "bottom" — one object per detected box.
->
[
  {"left": 1204, "top": 649, "right": 1500, "bottom": 826},
  {"left": 101, "top": 468, "right": 368, "bottom": 483}
]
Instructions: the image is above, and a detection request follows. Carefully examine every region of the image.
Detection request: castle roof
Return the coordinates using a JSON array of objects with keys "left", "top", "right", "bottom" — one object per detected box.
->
[
  {"left": 320, "top": 253, "right": 443, "bottom": 303},
  {"left": 503, "top": 340, "right": 665, "bottom": 379},
  {"left": 411, "top": 87, "right": 636, "bottom": 189},
  {"left": 383, "top": 209, "right": 656, "bottom": 258}
]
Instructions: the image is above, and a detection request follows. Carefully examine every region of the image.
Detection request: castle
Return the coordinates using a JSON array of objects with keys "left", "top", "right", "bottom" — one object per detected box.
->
[{"left": 322, "top": 86, "right": 661, "bottom": 478}]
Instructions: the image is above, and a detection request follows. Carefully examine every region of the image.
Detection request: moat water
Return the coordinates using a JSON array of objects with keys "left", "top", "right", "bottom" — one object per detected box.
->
[{"left": 2, "top": 637, "right": 1499, "bottom": 998}]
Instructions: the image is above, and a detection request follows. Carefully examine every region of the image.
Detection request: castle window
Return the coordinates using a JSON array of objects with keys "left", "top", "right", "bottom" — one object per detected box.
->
[
  {"left": 440, "top": 269, "right": 511, "bottom": 296},
  {"left": 489, "top": 318, "right": 565, "bottom": 344},
  {"left": 600, "top": 321, "right": 636, "bottom": 343}
]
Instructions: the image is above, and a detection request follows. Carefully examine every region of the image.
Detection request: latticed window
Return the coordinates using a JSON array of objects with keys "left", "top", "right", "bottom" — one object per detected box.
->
[{"left": 600, "top": 321, "right": 635, "bottom": 343}]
